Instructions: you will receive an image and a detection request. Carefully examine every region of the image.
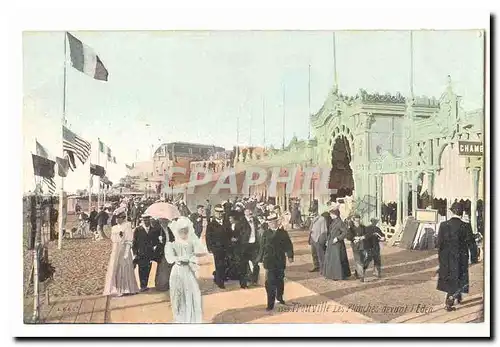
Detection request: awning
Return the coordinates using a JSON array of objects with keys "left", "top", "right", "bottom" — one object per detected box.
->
[
  {"left": 433, "top": 143, "right": 479, "bottom": 200},
  {"left": 383, "top": 174, "right": 398, "bottom": 203}
]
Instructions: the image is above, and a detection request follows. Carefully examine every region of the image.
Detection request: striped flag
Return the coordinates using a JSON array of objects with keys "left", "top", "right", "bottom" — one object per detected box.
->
[
  {"left": 67, "top": 32, "right": 108, "bottom": 81},
  {"left": 34, "top": 141, "right": 56, "bottom": 195},
  {"left": 32, "top": 154, "right": 56, "bottom": 195},
  {"left": 107, "top": 147, "right": 112, "bottom": 162},
  {"left": 62, "top": 126, "right": 91, "bottom": 170}
]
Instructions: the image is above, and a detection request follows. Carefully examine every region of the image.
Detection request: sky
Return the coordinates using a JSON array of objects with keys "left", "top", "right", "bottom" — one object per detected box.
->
[{"left": 23, "top": 30, "right": 485, "bottom": 193}]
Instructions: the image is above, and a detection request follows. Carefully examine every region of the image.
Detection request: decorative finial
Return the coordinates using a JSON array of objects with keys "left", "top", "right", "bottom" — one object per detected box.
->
[{"left": 447, "top": 74, "right": 452, "bottom": 85}]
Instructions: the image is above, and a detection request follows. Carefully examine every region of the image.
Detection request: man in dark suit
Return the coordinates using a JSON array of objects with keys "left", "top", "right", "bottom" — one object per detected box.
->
[
  {"left": 346, "top": 214, "right": 372, "bottom": 282},
  {"left": 130, "top": 202, "right": 139, "bottom": 228},
  {"left": 190, "top": 205, "right": 205, "bottom": 238},
  {"left": 437, "top": 203, "right": 471, "bottom": 311},
  {"left": 132, "top": 214, "right": 162, "bottom": 292},
  {"left": 239, "top": 208, "right": 261, "bottom": 288},
  {"left": 96, "top": 206, "right": 109, "bottom": 237},
  {"left": 206, "top": 204, "right": 230, "bottom": 289},
  {"left": 257, "top": 213, "right": 294, "bottom": 311},
  {"left": 88, "top": 206, "right": 98, "bottom": 232},
  {"left": 365, "top": 218, "right": 385, "bottom": 278}
]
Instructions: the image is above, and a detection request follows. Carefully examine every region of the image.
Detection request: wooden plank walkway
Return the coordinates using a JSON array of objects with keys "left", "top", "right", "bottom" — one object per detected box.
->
[
  {"left": 389, "top": 294, "right": 484, "bottom": 323},
  {"left": 24, "top": 295, "right": 110, "bottom": 324}
]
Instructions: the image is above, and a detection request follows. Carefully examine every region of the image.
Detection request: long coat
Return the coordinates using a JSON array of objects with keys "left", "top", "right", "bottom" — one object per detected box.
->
[
  {"left": 132, "top": 224, "right": 163, "bottom": 265},
  {"left": 437, "top": 217, "right": 470, "bottom": 294},
  {"left": 322, "top": 218, "right": 351, "bottom": 280},
  {"left": 205, "top": 218, "right": 230, "bottom": 253},
  {"left": 257, "top": 226, "right": 294, "bottom": 270}
]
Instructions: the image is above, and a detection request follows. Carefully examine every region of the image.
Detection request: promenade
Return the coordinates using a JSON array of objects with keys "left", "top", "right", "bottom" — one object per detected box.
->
[{"left": 30, "top": 230, "right": 484, "bottom": 324}]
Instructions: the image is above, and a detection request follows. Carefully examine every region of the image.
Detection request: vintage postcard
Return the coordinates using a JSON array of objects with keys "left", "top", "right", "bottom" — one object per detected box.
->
[{"left": 20, "top": 26, "right": 489, "bottom": 337}]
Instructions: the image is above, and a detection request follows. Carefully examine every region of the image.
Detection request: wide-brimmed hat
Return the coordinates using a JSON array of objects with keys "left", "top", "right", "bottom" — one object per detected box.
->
[
  {"left": 214, "top": 204, "right": 224, "bottom": 212},
  {"left": 114, "top": 206, "right": 127, "bottom": 218},
  {"left": 141, "top": 212, "right": 152, "bottom": 219},
  {"left": 327, "top": 202, "right": 340, "bottom": 211},
  {"left": 266, "top": 213, "right": 279, "bottom": 221}
]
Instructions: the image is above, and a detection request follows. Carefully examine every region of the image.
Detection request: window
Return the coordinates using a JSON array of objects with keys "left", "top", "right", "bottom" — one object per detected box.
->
[{"left": 369, "top": 116, "right": 403, "bottom": 158}]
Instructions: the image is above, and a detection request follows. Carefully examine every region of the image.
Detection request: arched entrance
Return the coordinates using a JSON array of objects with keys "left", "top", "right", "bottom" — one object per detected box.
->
[{"left": 329, "top": 135, "right": 354, "bottom": 201}]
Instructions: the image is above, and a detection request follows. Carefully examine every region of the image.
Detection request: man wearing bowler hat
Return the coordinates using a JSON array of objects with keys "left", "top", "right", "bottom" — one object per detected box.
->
[
  {"left": 132, "top": 213, "right": 162, "bottom": 292},
  {"left": 365, "top": 217, "right": 385, "bottom": 278},
  {"left": 206, "top": 204, "right": 230, "bottom": 289},
  {"left": 257, "top": 213, "right": 294, "bottom": 311}
]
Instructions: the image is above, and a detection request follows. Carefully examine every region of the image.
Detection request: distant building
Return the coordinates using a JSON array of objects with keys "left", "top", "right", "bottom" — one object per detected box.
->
[
  {"left": 125, "top": 161, "right": 156, "bottom": 194},
  {"left": 152, "top": 142, "right": 228, "bottom": 195}
]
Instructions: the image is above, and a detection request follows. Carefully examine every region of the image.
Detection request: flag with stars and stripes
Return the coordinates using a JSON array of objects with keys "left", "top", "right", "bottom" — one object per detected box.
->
[
  {"left": 62, "top": 126, "right": 91, "bottom": 171},
  {"left": 35, "top": 140, "right": 57, "bottom": 195}
]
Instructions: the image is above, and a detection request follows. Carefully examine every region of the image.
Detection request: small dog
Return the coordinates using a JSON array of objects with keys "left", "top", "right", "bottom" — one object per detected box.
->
[{"left": 93, "top": 230, "right": 103, "bottom": 241}]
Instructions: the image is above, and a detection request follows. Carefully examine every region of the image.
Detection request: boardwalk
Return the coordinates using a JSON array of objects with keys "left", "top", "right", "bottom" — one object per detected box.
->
[{"left": 25, "top": 229, "right": 484, "bottom": 324}]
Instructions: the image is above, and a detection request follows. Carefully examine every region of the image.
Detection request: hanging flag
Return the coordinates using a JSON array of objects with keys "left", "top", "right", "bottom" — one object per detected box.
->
[
  {"left": 34, "top": 142, "right": 57, "bottom": 194},
  {"left": 107, "top": 147, "right": 112, "bottom": 162},
  {"left": 63, "top": 126, "right": 91, "bottom": 169},
  {"left": 65, "top": 151, "right": 77, "bottom": 171},
  {"left": 67, "top": 32, "right": 109, "bottom": 81},
  {"left": 113, "top": 156, "right": 117, "bottom": 164},
  {"left": 35, "top": 140, "right": 49, "bottom": 158},
  {"left": 56, "top": 157, "right": 69, "bottom": 177},
  {"left": 90, "top": 164, "right": 106, "bottom": 177},
  {"left": 99, "top": 139, "right": 105, "bottom": 153},
  {"left": 32, "top": 154, "right": 56, "bottom": 195},
  {"left": 125, "top": 163, "right": 133, "bottom": 170}
]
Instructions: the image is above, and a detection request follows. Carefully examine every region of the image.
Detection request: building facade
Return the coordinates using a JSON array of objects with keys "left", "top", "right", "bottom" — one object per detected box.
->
[
  {"left": 152, "top": 142, "right": 227, "bottom": 196},
  {"left": 239, "top": 77, "right": 484, "bottom": 231}
]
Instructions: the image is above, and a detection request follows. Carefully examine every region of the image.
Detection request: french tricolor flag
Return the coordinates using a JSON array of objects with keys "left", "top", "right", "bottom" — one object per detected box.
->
[{"left": 67, "top": 32, "right": 109, "bottom": 81}]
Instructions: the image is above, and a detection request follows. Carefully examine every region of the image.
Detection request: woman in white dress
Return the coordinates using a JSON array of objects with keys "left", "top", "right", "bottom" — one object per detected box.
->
[
  {"left": 165, "top": 217, "right": 207, "bottom": 323},
  {"left": 103, "top": 207, "right": 139, "bottom": 297}
]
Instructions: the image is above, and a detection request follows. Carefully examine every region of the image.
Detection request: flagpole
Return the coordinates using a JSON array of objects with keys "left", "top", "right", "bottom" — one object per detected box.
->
[
  {"left": 88, "top": 139, "right": 93, "bottom": 214},
  {"left": 262, "top": 97, "right": 266, "bottom": 148},
  {"left": 333, "top": 32, "right": 338, "bottom": 91},
  {"left": 58, "top": 32, "right": 68, "bottom": 250},
  {"left": 282, "top": 84, "right": 285, "bottom": 150},
  {"left": 97, "top": 138, "right": 101, "bottom": 210},
  {"left": 308, "top": 64, "right": 311, "bottom": 140},
  {"left": 410, "top": 30, "right": 414, "bottom": 99},
  {"left": 236, "top": 114, "right": 240, "bottom": 146},
  {"left": 104, "top": 154, "right": 108, "bottom": 205},
  {"left": 249, "top": 111, "right": 252, "bottom": 146}
]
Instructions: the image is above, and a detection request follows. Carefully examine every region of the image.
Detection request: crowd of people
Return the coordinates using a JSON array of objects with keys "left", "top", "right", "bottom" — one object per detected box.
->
[
  {"left": 308, "top": 202, "right": 385, "bottom": 283},
  {"left": 86, "top": 192, "right": 481, "bottom": 322}
]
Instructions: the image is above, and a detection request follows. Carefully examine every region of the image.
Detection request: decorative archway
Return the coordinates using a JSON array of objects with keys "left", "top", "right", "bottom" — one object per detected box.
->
[
  {"left": 328, "top": 125, "right": 355, "bottom": 154},
  {"left": 328, "top": 128, "right": 355, "bottom": 200}
]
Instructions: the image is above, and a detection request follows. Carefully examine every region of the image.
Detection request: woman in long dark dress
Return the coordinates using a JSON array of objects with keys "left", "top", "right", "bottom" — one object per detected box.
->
[
  {"left": 154, "top": 218, "right": 175, "bottom": 291},
  {"left": 322, "top": 204, "right": 351, "bottom": 280}
]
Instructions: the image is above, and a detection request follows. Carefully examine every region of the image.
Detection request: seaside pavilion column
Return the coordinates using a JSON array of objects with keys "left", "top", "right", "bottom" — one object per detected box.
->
[
  {"left": 396, "top": 173, "right": 402, "bottom": 226},
  {"left": 427, "top": 170, "right": 435, "bottom": 200},
  {"left": 471, "top": 167, "right": 480, "bottom": 233},
  {"left": 401, "top": 173, "right": 409, "bottom": 224},
  {"left": 377, "top": 174, "right": 383, "bottom": 220},
  {"left": 412, "top": 172, "right": 418, "bottom": 217},
  {"left": 369, "top": 173, "right": 378, "bottom": 223}
]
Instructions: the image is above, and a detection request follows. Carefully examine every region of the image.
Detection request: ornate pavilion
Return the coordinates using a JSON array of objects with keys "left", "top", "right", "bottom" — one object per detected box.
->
[{"left": 242, "top": 76, "right": 484, "bottom": 232}]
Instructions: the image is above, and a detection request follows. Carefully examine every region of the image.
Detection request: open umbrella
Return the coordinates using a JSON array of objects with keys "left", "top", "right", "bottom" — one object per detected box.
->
[{"left": 144, "top": 202, "right": 181, "bottom": 220}]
